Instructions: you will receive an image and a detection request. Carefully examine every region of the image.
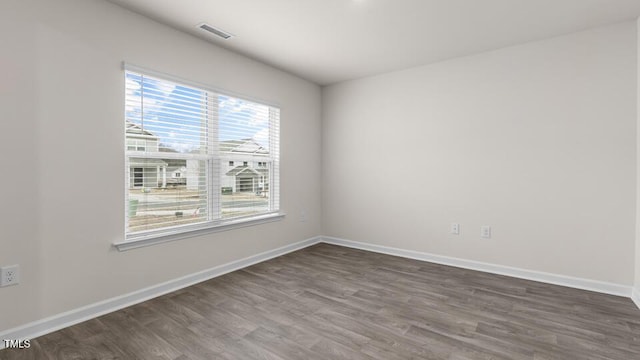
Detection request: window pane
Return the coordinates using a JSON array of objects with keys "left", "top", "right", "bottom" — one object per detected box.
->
[
  {"left": 221, "top": 159, "right": 270, "bottom": 218},
  {"left": 127, "top": 158, "right": 208, "bottom": 233},
  {"left": 125, "top": 72, "right": 208, "bottom": 154},
  {"left": 218, "top": 95, "right": 274, "bottom": 219},
  {"left": 125, "top": 70, "right": 211, "bottom": 235}
]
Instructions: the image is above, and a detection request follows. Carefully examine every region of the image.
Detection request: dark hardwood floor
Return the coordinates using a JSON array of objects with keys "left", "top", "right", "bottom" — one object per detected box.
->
[{"left": 2, "top": 243, "right": 640, "bottom": 359}]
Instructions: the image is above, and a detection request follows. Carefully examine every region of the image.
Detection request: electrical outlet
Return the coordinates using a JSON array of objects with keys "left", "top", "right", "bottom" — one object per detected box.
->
[
  {"left": 481, "top": 226, "right": 491, "bottom": 239},
  {"left": 451, "top": 223, "right": 460, "bottom": 235},
  {"left": 0, "top": 265, "right": 20, "bottom": 287},
  {"left": 299, "top": 210, "right": 307, "bottom": 222}
]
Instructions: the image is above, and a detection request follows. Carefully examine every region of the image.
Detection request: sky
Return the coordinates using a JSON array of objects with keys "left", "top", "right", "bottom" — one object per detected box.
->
[{"left": 125, "top": 72, "right": 272, "bottom": 153}]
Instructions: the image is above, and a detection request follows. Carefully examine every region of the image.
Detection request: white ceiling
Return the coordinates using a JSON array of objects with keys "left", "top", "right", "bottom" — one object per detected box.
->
[{"left": 108, "top": 0, "right": 640, "bottom": 85}]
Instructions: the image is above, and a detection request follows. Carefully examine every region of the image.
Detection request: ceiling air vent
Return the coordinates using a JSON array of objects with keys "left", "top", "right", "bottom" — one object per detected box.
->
[{"left": 198, "top": 23, "right": 233, "bottom": 40}]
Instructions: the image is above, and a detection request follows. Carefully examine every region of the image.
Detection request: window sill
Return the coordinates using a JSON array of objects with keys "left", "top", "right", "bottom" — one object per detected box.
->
[{"left": 114, "top": 212, "right": 286, "bottom": 251}]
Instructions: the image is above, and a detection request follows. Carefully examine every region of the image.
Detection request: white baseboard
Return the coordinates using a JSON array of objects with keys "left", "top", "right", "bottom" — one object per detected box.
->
[
  {"left": 0, "top": 236, "right": 322, "bottom": 349},
  {"left": 322, "top": 236, "right": 634, "bottom": 298},
  {"left": 632, "top": 288, "right": 640, "bottom": 309}
]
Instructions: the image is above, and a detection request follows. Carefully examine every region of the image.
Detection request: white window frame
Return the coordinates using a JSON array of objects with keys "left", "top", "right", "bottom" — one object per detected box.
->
[{"left": 115, "top": 64, "right": 284, "bottom": 251}]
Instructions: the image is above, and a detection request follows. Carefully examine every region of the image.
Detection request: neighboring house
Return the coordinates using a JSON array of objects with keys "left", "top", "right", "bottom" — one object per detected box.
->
[
  {"left": 126, "top": 129, "right": 269, "bottom": 192},
  {"left": 170, "top": 167, "right": 186, "bottom": 179},
  {"left": 225, "top": 165, "right": 269, "bottom": 193},
  {"left": 164, "top": 159, "right": 200, "bottom": 190},
  {"left": 126, "top": 121, "right": 159, "bottom": 152},
  {"left": 126, "top": 121, "right": 168, "bottom": 189},
  {"left": 221, "top": 139, "right": 270, "bottom": 194},
  {"left": 167, "top": 166, "right": 188, "bottom": 186}
]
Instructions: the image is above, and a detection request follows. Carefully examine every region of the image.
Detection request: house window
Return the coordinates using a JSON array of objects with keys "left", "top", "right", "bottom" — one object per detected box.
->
[
  {"left": 126, "top": 139, "right": 146, "bottom": 151},
  {"left": 132, "top": 168, "right": 143, "bottom": 187},
  {"left": 243, "top": 161, "right": 248, "bottom": 166},
  {"left": 123, "top": 67, "right": 281, "bottom": 245}
]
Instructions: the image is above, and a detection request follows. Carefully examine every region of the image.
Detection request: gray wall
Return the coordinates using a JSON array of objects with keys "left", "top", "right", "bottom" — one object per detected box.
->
[
  {"left": 322, "top": 22, "right": 637, "bottom": 285},
  {"left": 0, "top": 0, "right": 322, "bottom": 331}
]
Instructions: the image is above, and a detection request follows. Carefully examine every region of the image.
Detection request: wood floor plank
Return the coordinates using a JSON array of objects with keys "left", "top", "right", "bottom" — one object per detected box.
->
[{"left": 2, "top": 243, "right": 640, "bottom": 359}]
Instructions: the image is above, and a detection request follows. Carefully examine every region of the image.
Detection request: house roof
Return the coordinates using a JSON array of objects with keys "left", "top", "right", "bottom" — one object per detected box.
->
[
  {"left": 220, "top": 139, "right": 269, "bottom": 155},
  {"left": 126, "top": 121, "right": 157, "bottom": 138},
  {"left": 226, "top": 166, "right": 270, "bottom": 177},
  {"left": 167, "top": 166, "right": 186, "bottom": 173}
]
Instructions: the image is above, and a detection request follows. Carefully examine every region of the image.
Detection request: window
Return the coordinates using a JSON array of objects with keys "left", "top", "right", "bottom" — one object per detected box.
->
[
  {"left": 132, "top": 168, "right": 143, "bottom": 187},
  {"left": 123, "top": 67, "right": 281, "bottom": 245},
  {"left": 126, "top": 139, "right": 146, "bottom": 151}
]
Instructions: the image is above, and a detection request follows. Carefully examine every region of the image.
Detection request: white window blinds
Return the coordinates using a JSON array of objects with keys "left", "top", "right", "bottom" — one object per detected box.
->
[{"left": 124, "top": 69, "right": 280, "bottom": 240}]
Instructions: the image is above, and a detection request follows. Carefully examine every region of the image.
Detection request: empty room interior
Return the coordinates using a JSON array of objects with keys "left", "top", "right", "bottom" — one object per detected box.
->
[{"left": 4, "top": 0, "right": 640, "bottom": 358}]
